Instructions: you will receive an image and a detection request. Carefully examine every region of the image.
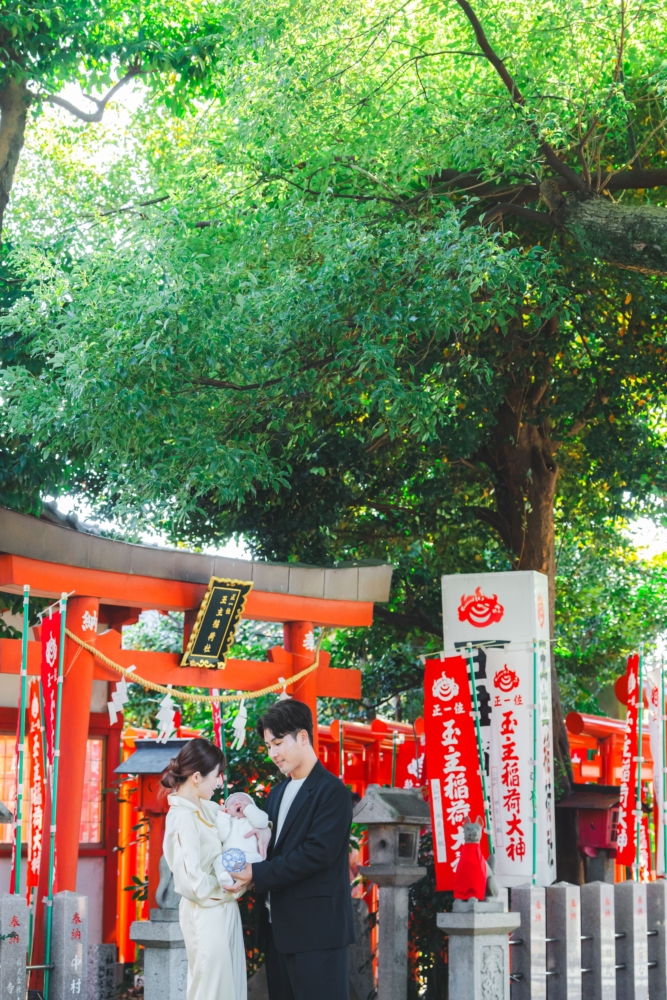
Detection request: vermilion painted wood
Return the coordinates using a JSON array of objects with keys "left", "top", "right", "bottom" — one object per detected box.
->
[
  {"left": 56, "top": 597, "right": 99, "bottom": 891},
  {"left": 89, "top": 714, "right": 123, "bottom": 943},
  {"left": 284, "top": 621, "right": 319, "bottom": 756},
  {"left": 0, "top": 554, "right": 374, "bottom": 626},
  {"left": 0, "top": 633, "right": 362, "bottom": 696}
]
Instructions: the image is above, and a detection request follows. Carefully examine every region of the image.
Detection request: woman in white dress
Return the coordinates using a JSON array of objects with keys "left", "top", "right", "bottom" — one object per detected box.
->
[{"left": 162, "top": 738, "right": 247, "bottom": 1000}]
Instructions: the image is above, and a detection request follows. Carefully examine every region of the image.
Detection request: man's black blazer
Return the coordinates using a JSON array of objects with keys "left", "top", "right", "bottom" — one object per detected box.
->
[{"left": 252, "top": 760, "right": 355, "bottom": 954}]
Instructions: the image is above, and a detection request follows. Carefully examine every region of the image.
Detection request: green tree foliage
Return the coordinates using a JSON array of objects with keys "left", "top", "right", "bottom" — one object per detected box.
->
[{"left": 2, "top": 0, "right": 667, "bottom": 804}]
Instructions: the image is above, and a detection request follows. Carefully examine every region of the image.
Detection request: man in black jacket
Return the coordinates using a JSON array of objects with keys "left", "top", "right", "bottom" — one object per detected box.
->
[{"left": 229, "top": 699, "right": 354, "bottom": 1000}]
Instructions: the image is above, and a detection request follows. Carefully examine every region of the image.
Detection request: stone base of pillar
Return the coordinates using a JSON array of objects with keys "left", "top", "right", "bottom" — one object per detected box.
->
[
  {"left": 130, "top": 915, "right": 187, "bottom": 1000},
  {"left": 437, "top": 910, "right": 521, "bottom": 1000}
]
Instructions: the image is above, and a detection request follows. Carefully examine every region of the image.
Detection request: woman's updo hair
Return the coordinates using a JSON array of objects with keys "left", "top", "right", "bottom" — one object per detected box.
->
[{"left": 160, "top": 737, "right": 226, "bottom": 791}]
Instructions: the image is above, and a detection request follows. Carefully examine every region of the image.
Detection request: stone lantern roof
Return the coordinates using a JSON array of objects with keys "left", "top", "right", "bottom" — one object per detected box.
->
[{"left": 353, "top": 784, "right": 431, "bottom": 825}]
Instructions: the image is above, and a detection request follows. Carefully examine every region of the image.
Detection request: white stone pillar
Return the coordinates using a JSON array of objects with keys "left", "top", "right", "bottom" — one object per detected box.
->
[
  {"left": 0, "top": 892, "right": 28, "bottom": 1000},
  {"left": 51, "top": 890, "right": 88, "bottom": 1000}
]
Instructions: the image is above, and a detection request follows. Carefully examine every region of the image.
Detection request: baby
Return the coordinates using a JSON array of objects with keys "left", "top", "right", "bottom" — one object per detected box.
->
[{"left": 213, "top": 791, "right": 270, "bottom": 888}]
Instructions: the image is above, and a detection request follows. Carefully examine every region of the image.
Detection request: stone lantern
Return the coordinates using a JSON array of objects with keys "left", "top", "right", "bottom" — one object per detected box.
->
[{"left": 353, "top": 785, "right": 431, "bottom": 1000}]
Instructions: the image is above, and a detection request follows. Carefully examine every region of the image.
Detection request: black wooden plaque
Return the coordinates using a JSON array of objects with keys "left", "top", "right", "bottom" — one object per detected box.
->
[{"left": 181, "top": 577, "right": 253, "bottom": 668}]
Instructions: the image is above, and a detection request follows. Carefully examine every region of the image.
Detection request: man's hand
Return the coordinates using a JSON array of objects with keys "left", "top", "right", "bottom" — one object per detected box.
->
[
  {"left": 230, "top": 863, "right": 253, "bottom": 892},
  {"left": 247, "top": 825, "right": 272, "bottom": 859}
]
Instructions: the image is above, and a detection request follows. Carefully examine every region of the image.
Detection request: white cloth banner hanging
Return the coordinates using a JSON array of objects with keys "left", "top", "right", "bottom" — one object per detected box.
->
[
  {"left": 486, "top": 646, "right": 556, "bottom": 887},
  {"left": 646, "top": 668, "right": 665, "bottom": 876}
]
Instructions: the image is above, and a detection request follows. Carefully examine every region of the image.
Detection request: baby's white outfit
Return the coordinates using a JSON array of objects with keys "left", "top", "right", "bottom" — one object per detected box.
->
[{"left": 214, "top": 801, "right": 270, "bottom": 887}]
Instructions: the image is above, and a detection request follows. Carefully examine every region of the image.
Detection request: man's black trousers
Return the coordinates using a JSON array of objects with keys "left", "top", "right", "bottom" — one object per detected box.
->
[{"left": 266, "top": 926, "right": 349, "bottom": 1000}]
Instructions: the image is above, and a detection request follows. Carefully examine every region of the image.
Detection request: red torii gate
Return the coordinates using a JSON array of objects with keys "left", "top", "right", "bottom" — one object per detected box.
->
[{"left": 0, "top": 507, "right": 391, "bottom": 947}]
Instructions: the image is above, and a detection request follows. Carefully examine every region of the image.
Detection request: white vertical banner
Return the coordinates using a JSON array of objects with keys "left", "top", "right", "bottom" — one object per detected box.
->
[
  {"left": 487, "top": 645, "right": 556, "bottom": 887},
  {"left": 487, "top": 648, "right": 533, "bottom": 885},
  {"left": 535, "top": 642, "right": 557, "bottom": 885},
  {"left": 646, "top": 667, "right": 665, "bottom": 875}
]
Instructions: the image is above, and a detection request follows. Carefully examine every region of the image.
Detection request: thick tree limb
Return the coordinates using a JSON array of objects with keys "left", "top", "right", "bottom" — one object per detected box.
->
[
  {"left": 433, "top": 167, "right": 667, "bottom": 212},
  {"left": 40, "top": 68, "right": 141, "bottom": 123},
  {"left": 481, "top": 203, "right": 558, "bottom": 227}
]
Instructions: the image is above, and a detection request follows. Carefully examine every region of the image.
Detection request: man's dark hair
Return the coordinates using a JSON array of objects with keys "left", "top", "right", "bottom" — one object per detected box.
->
[{"left": 257, "top": 699, "right": 314, "bottom": 745}]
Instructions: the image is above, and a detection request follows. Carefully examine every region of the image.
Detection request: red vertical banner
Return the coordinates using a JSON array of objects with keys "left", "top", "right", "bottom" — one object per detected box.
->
[
  {"left": 424, "top": 656, "right": 487, "bottom": 891},
  {"left": 617, "top": 653, "right": 639, "bottom": 866},
  {"left": 211, "top": 689, "right": 223, "bottom": 749},
  {"left": 40, "top": 612, "right": 61, "bottom": 767},
  {"left": 26, "top": 680, "right": 45, "bottom": 899}
]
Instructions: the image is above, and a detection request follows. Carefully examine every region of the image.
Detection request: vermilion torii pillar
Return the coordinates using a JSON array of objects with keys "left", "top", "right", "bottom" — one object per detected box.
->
[{"left": 284, "top": 621, "right": 319, "bottom": 755}]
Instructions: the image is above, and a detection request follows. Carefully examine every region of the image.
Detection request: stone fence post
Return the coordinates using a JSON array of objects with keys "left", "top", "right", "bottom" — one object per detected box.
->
[
  {"left": 580, "top": 880, "right": 615, "bottom": 1000},
  {"left": 51, "top": 890, "right": 88, "bottom": 999},
  {"left": 87, "top": 942, "right": 117, "bottom": 1000},
  {"left": 615, "top": 880, "right": 648, "bottom": 1000},
  {"left": 509, "top": 885, "right": 546, "bottom": 1000},
  {"left": 545, "top": 882, "right": 581, "bottom": 1000},
  {"left": 0, "top": 891, "right": 28, "bottom": 999},
  {"left": 648, "top": 880, "right": 667, "bottom": 1000}
]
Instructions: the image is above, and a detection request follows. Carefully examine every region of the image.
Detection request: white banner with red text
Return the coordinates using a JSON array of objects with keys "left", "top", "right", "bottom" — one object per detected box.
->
[{"left": 486, "top": 646, "right": 556, "bottom": 887}]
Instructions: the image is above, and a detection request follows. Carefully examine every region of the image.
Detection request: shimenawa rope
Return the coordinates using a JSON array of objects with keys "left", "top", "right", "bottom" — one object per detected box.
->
[{"left": 64, "top": 627, "right": 329, "bottom": 704}]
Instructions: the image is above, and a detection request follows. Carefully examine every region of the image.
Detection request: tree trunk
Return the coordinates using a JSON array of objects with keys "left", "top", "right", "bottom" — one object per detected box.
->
[
  {"left": 0, "top": 77, "right": 31, "bottom": 241},
  {"left": 475, "top": 381, "right": 581, "bottom": 881}
]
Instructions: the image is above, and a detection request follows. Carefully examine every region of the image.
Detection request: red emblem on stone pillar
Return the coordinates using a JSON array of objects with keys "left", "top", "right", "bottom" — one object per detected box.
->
[{"left": 457, "top": 587, "right": 504, "bottom": 628}]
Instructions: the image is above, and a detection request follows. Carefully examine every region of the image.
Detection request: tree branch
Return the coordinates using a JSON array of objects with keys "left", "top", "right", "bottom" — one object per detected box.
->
[
  {"left": 454, "top": 0, "right": 524, "bottom": 104},
  {"left": 187, "top": 355, "right": 337, "bottom": 392},
  {"left": 39, "top": 68, "right": 142, "bottom": 123},
  {"left": 454, "top": 0, "right": 590, "bottom": 198},
  {"left": 470, "top": 504, "right": 512, "bottom": 550},
  {"left": 481, "top": 203, "right": 559, "bottom": 227}
]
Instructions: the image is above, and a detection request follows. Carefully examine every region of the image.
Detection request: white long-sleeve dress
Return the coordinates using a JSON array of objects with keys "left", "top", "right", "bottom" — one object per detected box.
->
[{"left": 163, "top": 794, "right": 247, "bottom": 1000}]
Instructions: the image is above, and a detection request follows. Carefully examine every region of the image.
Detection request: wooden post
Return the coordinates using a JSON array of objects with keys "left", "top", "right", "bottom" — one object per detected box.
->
[{"left": 284, "top": 621, "right": 318, "bottom": 756}]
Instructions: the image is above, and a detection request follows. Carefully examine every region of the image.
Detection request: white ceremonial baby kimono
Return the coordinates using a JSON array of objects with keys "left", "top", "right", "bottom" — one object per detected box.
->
[
  {"left": 163, "top": 794, "right": 246, "bottom": 1000},
  {"left": 214, "top": 801, "right": 270, "bottom": 886}
]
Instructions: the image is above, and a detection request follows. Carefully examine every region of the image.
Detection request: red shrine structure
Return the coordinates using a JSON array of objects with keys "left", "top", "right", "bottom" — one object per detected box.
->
[{"left": 0, "top": 506, "right": 392, "bottom": 953}]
